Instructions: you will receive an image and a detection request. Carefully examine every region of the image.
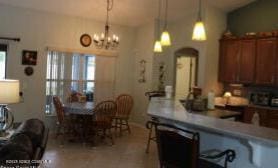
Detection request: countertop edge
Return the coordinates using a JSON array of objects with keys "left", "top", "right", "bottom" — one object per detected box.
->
[{"left": 147, "top": 98, "right": 278, "bottom": 146}]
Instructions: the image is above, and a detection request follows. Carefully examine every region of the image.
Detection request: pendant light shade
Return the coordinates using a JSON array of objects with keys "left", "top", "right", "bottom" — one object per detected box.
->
[
  {"left": 161, "top": 31, "right": 171, "bottom": 46},
  {"left": 192, "top": 21, "right": 206, "bottom": 41},
  {"left": 192, "top": 0, "right": 206, "bottom": 41},
  {"left": 154, "top": 40, "right": 163, "bottom": 53}
]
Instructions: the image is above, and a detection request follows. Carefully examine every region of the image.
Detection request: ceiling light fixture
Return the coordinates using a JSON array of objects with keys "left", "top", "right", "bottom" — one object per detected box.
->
[
  {"left": 160, "top": 0, "right": 171, "bottom": 46},
  {"left": 192, "top": 0, "right": 207, "bottom": 41},
  {"left": 154, "top": 0, "right": 163, "bottom": 53},
  {"left": 93, "top": 0, "right": 119, "bottom": 49}
]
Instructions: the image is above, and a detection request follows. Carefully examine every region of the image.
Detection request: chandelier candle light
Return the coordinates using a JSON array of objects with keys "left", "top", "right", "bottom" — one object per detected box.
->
[
  {"left": 192, "top": 0, "right": 207, "bottom": 41},
  {"left": 160, "top": 0, "right": 171, "bottom": 46},
  {"left": 93, "top": 0, "right": 119, "bottom": 49}
]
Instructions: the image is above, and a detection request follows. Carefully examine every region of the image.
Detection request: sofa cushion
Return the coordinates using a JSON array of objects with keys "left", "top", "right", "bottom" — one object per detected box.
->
[
  {"left": 0, "top": 144, "right": 31, "bottom": 166},
  {"left": 13, "top": 119, "right": 45, "bottom": 149},
  {"left": 9, "top": 133, "right": 34, "bottom": 158}
]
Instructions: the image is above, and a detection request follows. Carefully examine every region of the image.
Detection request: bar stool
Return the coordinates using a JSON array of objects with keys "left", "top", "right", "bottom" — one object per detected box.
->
[
  {"left": 145, "top": 91, "right": 165, "bottom": 154},
  {"left": 145, "top": 117, "right": 159, "bottom": 153}
]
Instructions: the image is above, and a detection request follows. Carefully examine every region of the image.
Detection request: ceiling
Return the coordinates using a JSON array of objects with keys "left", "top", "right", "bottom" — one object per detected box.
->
[{"left": 0, "top": 0, "right": 254, "bottom": 27}]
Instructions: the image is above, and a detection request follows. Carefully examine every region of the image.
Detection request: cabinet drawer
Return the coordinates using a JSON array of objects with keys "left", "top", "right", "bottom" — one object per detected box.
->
[{"left": 266, "top": 110, "right": 278, "bottom": 129}]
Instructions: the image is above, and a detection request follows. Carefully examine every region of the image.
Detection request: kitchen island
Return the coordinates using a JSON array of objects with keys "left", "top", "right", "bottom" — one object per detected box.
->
[{"left": 147, "top": 97, "right": 278, "bottom": 168}]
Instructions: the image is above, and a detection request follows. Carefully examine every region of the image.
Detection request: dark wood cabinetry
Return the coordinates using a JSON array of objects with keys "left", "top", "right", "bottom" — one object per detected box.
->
[
  {"left": 244, "top": 106, "right": 278, "bottom": 129},
  {"left": 219, "top": 37, "right": 277, "bottom": 86},
  {"left": 238, "top": 40, "right": 256, "bottom": 83},
  {"left": 219, "top": 40, "right": 239, "bottom": 83},
  {"left": 219, "top": 39, "right": 256, "bottom": 84},
  {"left": 255, "top": 38, "right": 277, "bottom": 85}
]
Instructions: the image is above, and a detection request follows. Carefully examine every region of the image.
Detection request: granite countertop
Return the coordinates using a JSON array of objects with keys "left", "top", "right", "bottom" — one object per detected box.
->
[{"left": 147, "top": 97, "right": 278, "bottom": 146}]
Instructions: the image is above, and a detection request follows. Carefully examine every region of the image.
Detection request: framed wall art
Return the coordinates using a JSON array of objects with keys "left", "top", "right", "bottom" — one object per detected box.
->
[{"left": 22, "top": 50, "right": 37, "bottom": 65}]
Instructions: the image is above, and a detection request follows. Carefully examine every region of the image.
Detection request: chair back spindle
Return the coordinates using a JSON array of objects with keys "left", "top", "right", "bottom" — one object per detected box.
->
[
  {"left": 53, "top": 96, "right": 65, "bottom": 124},
  {"left": 94, "top": 101, "right": 117, "bottom": 127},
  {"left": 115, "top": 94, "right": 133, "bottom": 118}
]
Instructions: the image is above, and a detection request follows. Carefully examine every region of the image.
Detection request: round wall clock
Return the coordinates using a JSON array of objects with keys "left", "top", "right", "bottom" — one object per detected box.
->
[
  {"left": 80, "top": 34, "right": 92, "bottom": 47},
  {"left": 24, "top": 66, "right": 34, "bottom": 76}
]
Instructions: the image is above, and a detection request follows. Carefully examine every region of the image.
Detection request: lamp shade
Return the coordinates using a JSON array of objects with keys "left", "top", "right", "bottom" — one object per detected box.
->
[
  {"left": 154, "top": 40, "right": 163, "bottom": 53},
  {"left": 160, "top": 31, "right": 171, "bottom": 46},
  {"left": 192, "top": 21, "right": 207, "bottom": 41},
  {"left": 224, "top": 92, "right": 232, "bottom": 98},
  {"left": 0, "top": 79, "right": 20, "bottom": 104}
]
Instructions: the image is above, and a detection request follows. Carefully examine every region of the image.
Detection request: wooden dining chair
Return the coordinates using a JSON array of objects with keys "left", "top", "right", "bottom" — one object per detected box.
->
[
  {"left": 53, "top": 96, "right": 71, "bottom": 144},
  {"left": 92, "top": 100, "right": 117, "bottom": 145},
  {"left": 113, "top": 94, "right": 133, "bottom": 136}
]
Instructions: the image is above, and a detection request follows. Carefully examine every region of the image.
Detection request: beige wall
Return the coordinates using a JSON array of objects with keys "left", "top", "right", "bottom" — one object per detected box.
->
[
  {"left": 0, "top": 2, "right": 226, "bottom": 127},
  {"left": 0, "top": 4, "right": 136, "bottom": 126},
  {"left": 130, "top": 21, "right": 155, "bottom": 125},
  {"left": 152, "top": 3, "right": 226, "bottom": 97}
]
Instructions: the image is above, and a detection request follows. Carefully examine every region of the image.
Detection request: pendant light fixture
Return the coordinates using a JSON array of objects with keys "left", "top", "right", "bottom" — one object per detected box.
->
[
  {"left": 93, "top": 0, "right": 119, "bottom": 49},
  {"left": 154, "top": 0, "right": 163, "bottom": 53},
  {"left": 160, "top": 0, "right": 171, "bottom": 46},
  {"left": 192, "top": 0, "right": 206, "bottom": 41}
]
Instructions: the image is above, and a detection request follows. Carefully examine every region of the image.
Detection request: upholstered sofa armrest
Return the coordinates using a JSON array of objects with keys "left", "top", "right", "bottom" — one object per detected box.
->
[{"left": 40, "top": 127, "right": 49, "bottom": 156}]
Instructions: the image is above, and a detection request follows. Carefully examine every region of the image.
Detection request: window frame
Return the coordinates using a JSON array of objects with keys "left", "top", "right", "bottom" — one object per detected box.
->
[
  {"left": 0, "top": 44, "right": 8, "bottom": 79},
  {"left": 45, "top": 51, "right": 96, "bottom": 115}
]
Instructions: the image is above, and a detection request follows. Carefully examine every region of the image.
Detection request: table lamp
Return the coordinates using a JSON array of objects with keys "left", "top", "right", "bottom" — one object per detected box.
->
[
  {"left": 0, "top": 79, "right": 20, "bottom": 136},
  {"left": 223, "top": 92, "right": 232, "bottom": 105}
]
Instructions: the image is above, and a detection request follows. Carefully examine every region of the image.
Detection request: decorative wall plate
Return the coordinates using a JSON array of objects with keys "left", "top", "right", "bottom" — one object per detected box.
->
[
  {"left": 24, "top": 66, "right": 34, "bottom": 76},
  {"left": 80, "top": 34, "right": 92, "bottom": 47}
]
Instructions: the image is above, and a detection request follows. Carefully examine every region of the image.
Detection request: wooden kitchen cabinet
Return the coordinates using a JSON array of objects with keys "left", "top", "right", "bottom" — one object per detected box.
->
[
  {"left": 255, "top": 38, "right": 277, "bottom": 85},
  {"left": 244, "top": 106, "right": 278, "bottom": 129},
  {"left": 219, "top": 40, "right": 239, "bottom": 83},
  {"left": 267, "top": 110, "right": 278, "bottom": 129},
  {"left": 244, "top": 107, "right": 267, "bottom": 127},
  {"left": 219, "top": 39, "right": 256, "bottom": 84},
  {"left": 238, "top": 40, "right": 256, "bottom": 83}
]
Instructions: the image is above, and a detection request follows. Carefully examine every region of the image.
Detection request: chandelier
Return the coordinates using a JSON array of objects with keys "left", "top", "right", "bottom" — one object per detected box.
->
[{"left": 93, "top": 0, "right": 119, "bottom": 49}]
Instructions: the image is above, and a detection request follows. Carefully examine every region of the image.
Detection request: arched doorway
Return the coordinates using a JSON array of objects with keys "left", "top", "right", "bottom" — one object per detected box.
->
[{"left": 173, "top": 47, "right": 199, "bottom": 99}]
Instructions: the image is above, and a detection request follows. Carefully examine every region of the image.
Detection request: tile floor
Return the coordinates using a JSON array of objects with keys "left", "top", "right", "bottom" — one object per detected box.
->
[{"left": 41, "top": 124, "right": 159, "bottom": 168}]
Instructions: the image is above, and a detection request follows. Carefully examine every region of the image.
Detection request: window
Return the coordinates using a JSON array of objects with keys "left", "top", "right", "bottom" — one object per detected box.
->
[
  {"left": 45, "top": 51, "right": 96, "bottom": 115},
  {"left": 0, "top": 44, "right": 7, "bottom": 79}
]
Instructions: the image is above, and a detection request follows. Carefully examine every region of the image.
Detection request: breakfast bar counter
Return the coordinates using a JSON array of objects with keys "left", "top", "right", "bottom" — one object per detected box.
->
[{"left": 147, "top": 97, "right": 278, "bottom": 168}]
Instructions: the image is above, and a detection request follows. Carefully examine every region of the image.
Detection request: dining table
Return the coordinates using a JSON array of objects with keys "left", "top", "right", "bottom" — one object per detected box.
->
[{"left": 63, "top": 101, "right": 95, "bottom": 143}]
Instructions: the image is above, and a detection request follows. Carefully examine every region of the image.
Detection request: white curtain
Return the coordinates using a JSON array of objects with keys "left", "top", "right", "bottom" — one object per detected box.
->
[{"left": 94, "top": 56, "right": 116, "bottom": 103}]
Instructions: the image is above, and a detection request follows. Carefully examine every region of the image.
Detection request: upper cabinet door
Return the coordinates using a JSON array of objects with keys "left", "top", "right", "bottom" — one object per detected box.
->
[
  {"left": 219, "top": 40, "right": 239, "bottom": 83},
  {"left": 238, "top": 40, "right": 256, "bottom": 83},
  {"left": 255, "top": 38, "right": 277, "bottom": 85}
]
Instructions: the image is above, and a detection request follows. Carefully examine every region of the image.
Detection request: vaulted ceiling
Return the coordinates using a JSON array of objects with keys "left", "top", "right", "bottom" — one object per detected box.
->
[{"left": 0, "top": 0, "right": 254, "bottom": 26}]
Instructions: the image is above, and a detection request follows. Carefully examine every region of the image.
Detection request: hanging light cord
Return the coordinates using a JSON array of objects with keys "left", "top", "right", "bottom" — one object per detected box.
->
[
  {"left": 105, "top": 0, "right": 114, "bottom": 26},
  {"left": 164, "top": 0, "right": 168, "bottom": 30},
  {"left": 157, "top": 0, "right": 162, "bottom": 38},
  {"left": 198, "top": 0, "right": 202, "bottom": 21}
]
